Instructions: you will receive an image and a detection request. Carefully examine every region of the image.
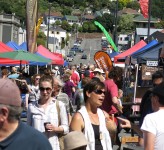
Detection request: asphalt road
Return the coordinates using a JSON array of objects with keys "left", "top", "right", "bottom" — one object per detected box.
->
[{"left": 68, "top": 37, "right": 102, "bottom": 65}]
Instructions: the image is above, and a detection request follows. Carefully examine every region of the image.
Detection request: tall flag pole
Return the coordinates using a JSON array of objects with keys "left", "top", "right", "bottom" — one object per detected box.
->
[{"left": 26, "top": 0, "right": 38, "bottom": 53}]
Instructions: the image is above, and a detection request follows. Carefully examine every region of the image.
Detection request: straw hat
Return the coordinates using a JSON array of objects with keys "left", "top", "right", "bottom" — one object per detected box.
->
[{"left": 64, "top": 131, "right": 88, "bottom": 150}]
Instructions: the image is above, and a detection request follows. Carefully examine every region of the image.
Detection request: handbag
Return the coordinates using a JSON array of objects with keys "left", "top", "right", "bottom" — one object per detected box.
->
[{"left": 56, "top": 100, "right": 65, "bottom": 150}]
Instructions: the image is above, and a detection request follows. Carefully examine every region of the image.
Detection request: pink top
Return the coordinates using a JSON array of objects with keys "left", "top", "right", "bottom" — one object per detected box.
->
[{"left": 101, "top": 79, "right": 118, "bottom": 114}]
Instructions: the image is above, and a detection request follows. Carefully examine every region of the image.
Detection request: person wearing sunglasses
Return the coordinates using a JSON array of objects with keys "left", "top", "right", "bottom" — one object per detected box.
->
[
  {"left": 25, "top": 74, "right": 41, "bottom": 108},
  {"left": 70, "top": 79, "right": 115, "bottom": 150},
  {"left": 27, "top": 75, "right": 69, "bottom": 150}
]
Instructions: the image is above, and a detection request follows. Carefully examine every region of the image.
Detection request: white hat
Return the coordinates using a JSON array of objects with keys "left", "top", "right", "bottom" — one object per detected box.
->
[
  {"left": 54, "top": 66, "right": 59, "bottom": 70},
  {"left": 93, "top": 68, "right": 105, "bottom": 74},
  {"left": 51, "top": 69, "right": 56, "bottom": 74},
  {"left": 64, "top": 131, "right": 88, "bottom": 150}
]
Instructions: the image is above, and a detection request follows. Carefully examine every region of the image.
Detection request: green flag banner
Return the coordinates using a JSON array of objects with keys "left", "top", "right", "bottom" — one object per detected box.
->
[{"left": 94, "top": 21, "right": 118, "bottom": 52}]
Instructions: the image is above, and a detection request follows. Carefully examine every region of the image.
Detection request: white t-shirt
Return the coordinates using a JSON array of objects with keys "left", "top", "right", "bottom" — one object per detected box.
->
[{"left": 141, "top": 109, "right": 164, "bottom": 150}]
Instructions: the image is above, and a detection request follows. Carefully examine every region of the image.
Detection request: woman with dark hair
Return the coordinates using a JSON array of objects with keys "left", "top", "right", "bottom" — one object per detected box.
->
[
  {"left": 70, "top": 80, "right": 115, "bottom": 150},
  {"left": 27, "top": 75, "right": 69, "bottom": 150},
  {"left": 26, "top": 74, "right": 41, "bottom": 107}
]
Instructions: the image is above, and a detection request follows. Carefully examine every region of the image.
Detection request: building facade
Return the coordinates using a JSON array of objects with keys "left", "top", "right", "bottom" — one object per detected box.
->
[{"left": 0, "top": 13, "right": 20, "bottom": 43}]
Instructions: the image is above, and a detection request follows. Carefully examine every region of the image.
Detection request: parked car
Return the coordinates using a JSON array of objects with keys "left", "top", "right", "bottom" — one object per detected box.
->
[
  {"left": 66, "top": 54, "right": 74, "bottom": 62},
  {"left": 70, "top": 46, "right": 83, "bottom": 53},
  {"left": 69, "top": 51, "right": 76, "bottom": 56},
  {"left": 81, "top": 54, "right": 87, "bottom": 59}
]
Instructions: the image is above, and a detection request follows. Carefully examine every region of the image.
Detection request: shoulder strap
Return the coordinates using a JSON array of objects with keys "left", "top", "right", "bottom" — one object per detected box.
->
[{"left": 56, "top": 100, "right": 61, "bottom": 126}]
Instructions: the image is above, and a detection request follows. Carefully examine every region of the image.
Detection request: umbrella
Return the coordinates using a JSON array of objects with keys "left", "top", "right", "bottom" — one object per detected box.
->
[{"left": 0, "top": 50, "right": 52, "bottom": 69}]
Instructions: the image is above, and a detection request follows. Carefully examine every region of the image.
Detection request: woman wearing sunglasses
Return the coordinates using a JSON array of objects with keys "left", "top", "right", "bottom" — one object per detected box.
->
[
  {"left": 26, "top": 74, "right": 41, "bottom": 108},
  {"left": 27, "top": 75, "right": 69, "bottom": 150},
  {"left": 70, "top": 79, "right": 114, "bottom": 150}
]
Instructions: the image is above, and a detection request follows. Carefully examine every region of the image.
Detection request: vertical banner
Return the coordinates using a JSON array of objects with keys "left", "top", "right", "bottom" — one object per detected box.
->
[
  {"left": 139, "top": 0, "right": 149, "bottom": 18},
  {"left": 26, "top": 0, "right": 38, "bottom": 53}
]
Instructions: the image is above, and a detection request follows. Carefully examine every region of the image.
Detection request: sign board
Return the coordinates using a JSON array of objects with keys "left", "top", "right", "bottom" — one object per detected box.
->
[
  {"left": 146, "top": 61, "right": 158, "bottom": 66},
  {"left": 142, "top": 65, "right": 159, "bottom": 80}
]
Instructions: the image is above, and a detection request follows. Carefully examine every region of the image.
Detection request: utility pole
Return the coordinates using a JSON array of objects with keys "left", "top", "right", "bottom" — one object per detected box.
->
[{"left": 114, "top": 0, "right": 118, "bottom": 47}]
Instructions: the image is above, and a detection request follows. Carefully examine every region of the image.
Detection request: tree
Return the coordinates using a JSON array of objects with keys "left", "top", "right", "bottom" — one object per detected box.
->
[
  {"left": 82, "top": 22, "right": 89, "bottom": 32},
  {"left": 155, "top": 20, "right": 164, "bottom": 29},
  {"left": 151, "top": 0, "right": 164, "bottom": 20},
  {"left": 126, "top": 1, "right": 140, "bottom": 10},
  {"left": 118, "top": 14, "right": 134, "bottom": 33},
  {"left": 61, "top": 20, "right": 71, "bottom": 32},
  {"left": 37, "top": 31, "right": 46, "bottom": 46},
  {"left": 55, "top": 20, "right": 61, "bottom": 26}
]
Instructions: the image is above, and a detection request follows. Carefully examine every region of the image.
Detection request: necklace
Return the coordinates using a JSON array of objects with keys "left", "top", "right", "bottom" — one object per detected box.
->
[{"left": 88, "top": 113, "right": 99, "bottom": 125}]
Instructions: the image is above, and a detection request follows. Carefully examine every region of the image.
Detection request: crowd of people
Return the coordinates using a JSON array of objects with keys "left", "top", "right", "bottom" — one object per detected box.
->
[{"left": 0, "top": 64, "right": 164, "bottom": 150}]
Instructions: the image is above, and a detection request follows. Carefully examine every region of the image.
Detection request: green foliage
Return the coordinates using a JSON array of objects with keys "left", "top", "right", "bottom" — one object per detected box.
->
[
  {"left": 126, "top": 1, "right": 140, "bottom": 10},
  {"left": 61, "top": 20, "right": 71, "bottom": 31},
  {"left": 82, "top": 22, "right": 89, "bottom": 32},
  {"left": 151, "top": 0, "right": 164, "bottom": 20},
  {"left": 118, "top": 14, "right": 134, "bottom": 33},
  {"left": 155, "top": 20, "right": 164, "bottom": 29},
  {"left": 37, "top": 31, "right": 46, "bottom": 46}
]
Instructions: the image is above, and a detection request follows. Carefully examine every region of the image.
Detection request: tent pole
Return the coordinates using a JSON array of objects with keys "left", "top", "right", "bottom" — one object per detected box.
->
[
  {"left": 37, "top": 65, "right": 38, "bottom": 74},
  {"left": 133, "top": 64, "right": 139, "bottom": 103}
]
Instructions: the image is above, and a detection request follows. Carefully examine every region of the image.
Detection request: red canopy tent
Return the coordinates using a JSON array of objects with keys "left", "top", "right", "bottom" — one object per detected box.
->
[
  {"left": 114, "top": 40, "right": 147, "bottom": 63},
  {"left": 53, "top": 52, "right": 64, "bottom": 65},
  {"left": 0, "top": 41, "right": 27, "bottom": 65},
  {"left": 37, "top": 45, "right": 64, "bottom": 65}
]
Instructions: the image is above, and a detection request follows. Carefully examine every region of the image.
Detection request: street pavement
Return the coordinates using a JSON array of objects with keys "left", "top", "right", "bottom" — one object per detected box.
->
[{"left": 68, "top": 37, "right": 102, "bottom": 65}]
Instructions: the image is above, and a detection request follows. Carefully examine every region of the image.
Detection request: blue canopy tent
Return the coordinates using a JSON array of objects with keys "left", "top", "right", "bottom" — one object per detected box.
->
[
  {"left": 19, "top": 42, "right": 27, "bottom": 51},
  {"left": 6, "top": 41, "right": 21, "bottom": 50},
  {"left": 132, "top": 40, "right": 158, "bottom": 56},
  {"left": 107, "top": 51, "right": 119, "bottom": 61},
  {"left": 131, "top": 42, "right": 164, "bottom": 64}
]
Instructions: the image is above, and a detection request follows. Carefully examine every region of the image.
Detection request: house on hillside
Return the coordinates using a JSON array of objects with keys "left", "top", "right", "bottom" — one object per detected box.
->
[
  {"left": 82, "top": 14, "right": 95, "bottom": 22},
  {"left": 44, "top": 12, "right": 63, "bottom": 25},
  {"left": 44, "top": 25, "right": 67, "bottom": 52},
  {"left": 135, "top": 28, "right": 163, "bottom": 44},
  {"left": 94, "top": 11, "right": 103, "bottom": 18},
  {"left": 100, "top": 9, "right": 111, "bottom": 15},
  {"left": 62, "top": 15, "right": 80, "bottom": 26},
  {"left": 94, "top": 9, "right": 111, "bottom": 18},
  {"left": 133, "top": 15, "right": 159, "bottom": 28},
  {"left": 118, "top": 8, "right": 140, "bottom": 16}
]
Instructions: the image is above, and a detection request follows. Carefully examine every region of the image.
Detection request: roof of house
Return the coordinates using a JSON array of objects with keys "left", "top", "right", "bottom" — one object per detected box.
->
[
  {"left": 83, "top": 14, "right": 95, "bottom": 20},
  {"left": 133, "top": 15, "right": 159, "bottom": 23},
  {"left": 45, "top": 12, "right": 63, "bottom": 17},
  {"left": 64, "top": 15, "right": 79, "bottom": 21},
  {"left": 71, "top": 9, "right": 82, "bottom": 16},
  {"left": 145, "top": 31, "right": 164, "bottom": 42},
  {"left": 136, "top": 28, "right": 163, "bottom": 36},
  {"left": 118, "top": 8, "right": 140, "bottom": 16},
  {"left": 49, "top": 25, "right": 66, "bottom": 32},
  {"left": 94, "top": 11, "right": 103, "bottom": 17}
]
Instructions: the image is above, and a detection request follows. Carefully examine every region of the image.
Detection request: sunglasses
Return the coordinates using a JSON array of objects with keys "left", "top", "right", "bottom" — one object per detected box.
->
[
  {"left": 39, "top": 87, "right": 52, "bottom": 92},
  {"left": 35, "top": 78, "right": 40, "bottom": 80},
  {"left": 93, "top": 89, "right": 106, "bottom": 95}
]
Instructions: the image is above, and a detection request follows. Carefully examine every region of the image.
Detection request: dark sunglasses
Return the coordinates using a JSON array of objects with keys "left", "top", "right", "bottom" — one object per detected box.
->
[
  {"left": 93, "top": 89, "right": 106, "bottom": 95},
  {"left": 35, "top": 78, "right": 40, "bottom": 80},
  {"left": 39, "top": 87, "right": 52, "bottom": 92}
]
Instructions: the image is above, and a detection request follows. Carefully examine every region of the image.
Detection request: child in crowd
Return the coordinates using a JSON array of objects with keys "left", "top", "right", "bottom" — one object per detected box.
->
[{"left": 118, "top": 89, "right": 123, "bottom": 107}]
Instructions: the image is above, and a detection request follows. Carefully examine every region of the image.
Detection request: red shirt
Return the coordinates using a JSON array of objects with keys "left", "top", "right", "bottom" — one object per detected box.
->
[
  {"left": 101, "top": 79, "right": 118, "bottom": 115},
  {"left": 71, "top": 71, "right": 80, "bottom": 86}
]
